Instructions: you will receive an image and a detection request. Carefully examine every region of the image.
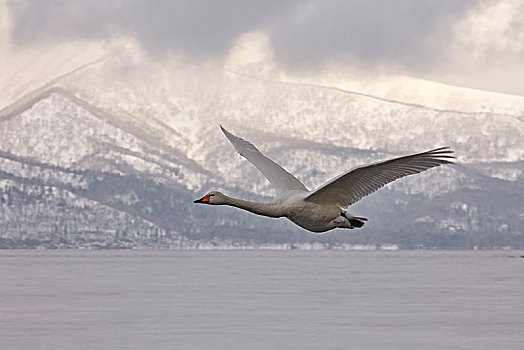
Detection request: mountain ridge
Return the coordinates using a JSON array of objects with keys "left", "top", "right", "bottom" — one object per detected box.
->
[{"left": 228, "top": 69, "right": 524, "bottom": 120}]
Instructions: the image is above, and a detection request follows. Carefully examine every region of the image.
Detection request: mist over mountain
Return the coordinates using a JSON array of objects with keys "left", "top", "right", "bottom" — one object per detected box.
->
[{"left": 1, "top": 39, "right": 523, "bottom": 249}]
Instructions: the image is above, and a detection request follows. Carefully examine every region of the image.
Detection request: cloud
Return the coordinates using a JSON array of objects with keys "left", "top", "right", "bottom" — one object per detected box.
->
[
  {"left": 430, "top": 0, "right": 524, "bottom": 95},
  {"left": 270, "top": 0, "right": 479, "bottom": 71},
  {"left": 7, "top": 0, "right": 299, "bottom": 56},
  {"left": 8, "top": 0, "right": 477, "bottom": 64},
  {"left": 7, "top": 0, "right": 524, "bottom": 95}
]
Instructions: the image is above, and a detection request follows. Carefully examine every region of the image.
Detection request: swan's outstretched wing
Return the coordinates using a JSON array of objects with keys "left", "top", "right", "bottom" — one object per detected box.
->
[
  {"left": 220, "top": 126, "right": 308, "bottom": 195},
  {"left": 305, "top": 147, "right": 454, "bottom": 207}
]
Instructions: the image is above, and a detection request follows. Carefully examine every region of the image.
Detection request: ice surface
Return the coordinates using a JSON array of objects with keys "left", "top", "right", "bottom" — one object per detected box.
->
[{"left": 1, "top": 250, "right": 523, "bottom": 350}]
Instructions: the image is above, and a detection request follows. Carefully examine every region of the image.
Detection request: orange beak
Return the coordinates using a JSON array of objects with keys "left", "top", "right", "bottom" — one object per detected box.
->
[{"left": 194, "top": 194, "right": 211, "bottom": 203}]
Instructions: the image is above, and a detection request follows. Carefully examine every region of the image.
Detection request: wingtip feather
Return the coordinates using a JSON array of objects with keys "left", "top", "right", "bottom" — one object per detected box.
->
[
  {"left": 220, "top": 125, "right": 238, "bottom": 145},
  {"left": 425, "top": 147, "right": 456, "bottom": 163}
]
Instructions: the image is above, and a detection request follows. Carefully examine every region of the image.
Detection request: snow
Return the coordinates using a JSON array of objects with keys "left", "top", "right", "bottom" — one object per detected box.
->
[
  {"left": 1, "top": 31, "right": 523, "bottom": 193},
  {"left": 1, "top": 250, "right": 523, "bottom": 350},
  {"left": 0, "top": 29, "right": 522, "bottom": 244}
]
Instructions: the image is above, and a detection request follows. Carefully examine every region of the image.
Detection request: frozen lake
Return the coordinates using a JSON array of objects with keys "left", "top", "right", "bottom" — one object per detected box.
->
[{"left": 1, "top": 250, "right": 523, "bottom": 350}]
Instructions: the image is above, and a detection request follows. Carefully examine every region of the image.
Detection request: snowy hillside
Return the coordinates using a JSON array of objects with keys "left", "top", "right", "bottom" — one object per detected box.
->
[{"left": 0, "top": 44, "right": 522, "bottom": 249}]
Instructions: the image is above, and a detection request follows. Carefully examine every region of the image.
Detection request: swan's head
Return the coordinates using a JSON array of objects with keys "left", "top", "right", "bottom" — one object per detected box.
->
[{"left": 194, "top": 191, "right": 226, "bottom": 205}]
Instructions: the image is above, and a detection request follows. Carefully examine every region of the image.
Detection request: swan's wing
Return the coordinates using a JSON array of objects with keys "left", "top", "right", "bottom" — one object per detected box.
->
[
  {"left": 220, "top": 126, "right": 308, "bottom": 195},
  {"left": 305, "top": 147, "right": 454, "bottom": 207}
]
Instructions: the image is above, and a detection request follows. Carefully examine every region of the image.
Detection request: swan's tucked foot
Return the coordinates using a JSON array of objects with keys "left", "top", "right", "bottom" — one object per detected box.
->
[
  {"left": 341, "top": 212, "right": 367, "bottom": 228},
  {"left": 348, "top": 218, "right": 365, "bottom": 228}
]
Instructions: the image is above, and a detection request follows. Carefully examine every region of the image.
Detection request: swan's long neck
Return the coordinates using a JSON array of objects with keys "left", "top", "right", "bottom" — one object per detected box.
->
[{"left": 222, "top": 196, "right": 282, "bottom": 218}]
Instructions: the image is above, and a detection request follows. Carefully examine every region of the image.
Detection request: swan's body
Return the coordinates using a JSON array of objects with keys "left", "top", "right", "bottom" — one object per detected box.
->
[{"left": 195, "top": 126, "right": 454, "bottom": 233}]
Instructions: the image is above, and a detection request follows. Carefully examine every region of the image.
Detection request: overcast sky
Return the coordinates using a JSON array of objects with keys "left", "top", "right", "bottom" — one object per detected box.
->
[{"left": 4, "top": 0, "right": 524, "bottom": 96}]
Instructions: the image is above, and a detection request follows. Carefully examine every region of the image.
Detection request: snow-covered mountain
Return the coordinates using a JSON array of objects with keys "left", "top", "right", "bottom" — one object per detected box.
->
[{"left": 0, "top": 42, "right": 522, "bottom": 249}]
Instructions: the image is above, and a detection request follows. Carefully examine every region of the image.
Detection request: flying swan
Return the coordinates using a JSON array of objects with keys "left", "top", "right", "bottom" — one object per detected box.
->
[{"left": 195, "top": 126, "right": 454, "bottom": 232}]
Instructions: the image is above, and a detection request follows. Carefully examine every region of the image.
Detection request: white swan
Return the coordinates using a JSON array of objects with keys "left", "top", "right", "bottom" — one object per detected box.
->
[{"left": 194, "top": 126, "right": 454, "bottom": 232}]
